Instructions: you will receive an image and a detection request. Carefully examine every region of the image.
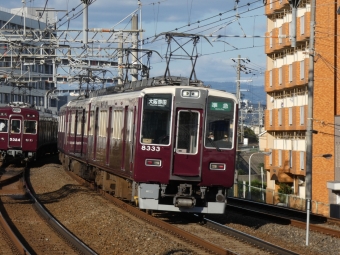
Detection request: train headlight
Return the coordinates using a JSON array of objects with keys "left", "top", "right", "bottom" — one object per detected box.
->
[
  {"left": 182, "top": 90, "right": 199, "bottom": 98},
  {"left": 209, "top": 163, "right": 226, "bottom": 170},
  {"left": 145, "top": 159, "right": 162, "bottom": 167}
]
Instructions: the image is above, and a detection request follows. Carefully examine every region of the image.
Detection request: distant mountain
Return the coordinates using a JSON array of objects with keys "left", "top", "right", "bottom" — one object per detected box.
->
[{"left": 203, "top": 81, "right": 267, "bottom": 106}]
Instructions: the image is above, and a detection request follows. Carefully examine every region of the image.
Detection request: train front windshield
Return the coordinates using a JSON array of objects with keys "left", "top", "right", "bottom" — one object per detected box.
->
[
  {"left": 24, "top": 120, "right": 37, "bottom": 134},
  {"left": 0, "top": 119, "right": 8, "bottom": 132},
  {"left": 205, "top": 96, "right": 235, "bottom": 149},
  {"left": 141, "top": 94, "right": 172, "bottom": 145}
]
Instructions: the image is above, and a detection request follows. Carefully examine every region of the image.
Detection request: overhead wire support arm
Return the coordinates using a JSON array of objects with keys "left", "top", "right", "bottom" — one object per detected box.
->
[{"left": 152, "top": 32, "right": 212, "bottom": 83}]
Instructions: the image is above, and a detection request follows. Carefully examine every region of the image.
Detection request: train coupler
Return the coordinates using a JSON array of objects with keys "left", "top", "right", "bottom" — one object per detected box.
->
[{"left": 173, "top": 195, "right": 196, "bottom": 208}]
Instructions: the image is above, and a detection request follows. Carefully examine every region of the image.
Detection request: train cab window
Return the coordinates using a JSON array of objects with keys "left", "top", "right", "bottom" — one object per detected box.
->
[
  {"left": 205, "top": 96, "right": 235, "bottom": 149},
  {"left": 141, "top": 94, "right": 172, "bottom": 145},
  {"left": 11, "top": 120, "right": 21, "bottom": 133},
  {"left": 24, "top": 120, "right": 37, "bottom": 134},
  {"left": 0, "top": 119, "right": 8, "bottom": 132}
]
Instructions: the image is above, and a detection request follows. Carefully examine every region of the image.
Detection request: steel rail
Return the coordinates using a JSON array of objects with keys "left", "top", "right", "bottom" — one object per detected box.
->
[
  {"left": 227, "top": 203, "right": 340, "bottom": 238},
  {"left": 204, "top": 218, "right": 299, "bottom": 255},
  {"left": 24, "top": 168, "right": 98, "bottom": 255},
  {"left": 0, "top": 171, "right": 23, "bottom": 187},
  {"left": 65, "top": 170, "right": 235, "bottom": 255},
  {"left": 0, "top": 202, "right": 30, "bottom": 255},
  {"left": 0, "top": 164, "right": 29, "bottom": 254}
]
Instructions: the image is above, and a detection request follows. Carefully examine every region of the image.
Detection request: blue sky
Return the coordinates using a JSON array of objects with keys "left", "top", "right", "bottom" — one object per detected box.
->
[{"left": 4, "top": 0, "right": 267, "bottom": 87}]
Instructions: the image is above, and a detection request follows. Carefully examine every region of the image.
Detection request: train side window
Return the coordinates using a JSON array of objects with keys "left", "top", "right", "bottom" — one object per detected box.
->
[
  {"left": 24, "top": 120, "right": 37, "bottom": 134},
  {"left": 11, "top": 120, "right": 21, "bottom": 133},
  {"left": 0, "top": 119, "right": 8, "bottom": 132}
]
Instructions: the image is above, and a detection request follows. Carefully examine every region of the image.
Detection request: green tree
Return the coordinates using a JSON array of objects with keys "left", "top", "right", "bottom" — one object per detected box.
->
[
  {"left": 243, "top": 127, "right": 258, "bottom": 143},
  {"left": 278, "top": 182, "right": 293, "bottom": 204},
  {"left": 278, "top": 183, "right": 293, "bottom": 194}
]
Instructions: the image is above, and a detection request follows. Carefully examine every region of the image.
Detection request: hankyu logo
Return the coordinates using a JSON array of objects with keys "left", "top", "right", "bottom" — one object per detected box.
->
[{"left": 12, "top": 108, "right": 21, "bottom": 113}]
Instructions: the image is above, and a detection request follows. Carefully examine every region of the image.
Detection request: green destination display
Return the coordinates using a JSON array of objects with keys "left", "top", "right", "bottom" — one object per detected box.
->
[{"left": 210, "top": 102, "right": 231, "bottom": 111}]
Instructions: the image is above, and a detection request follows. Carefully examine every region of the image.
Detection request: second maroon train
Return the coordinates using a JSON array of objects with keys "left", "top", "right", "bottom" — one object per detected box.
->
[
  {"left": 58, "top": 77, "right": 238, "bottom": 214},
  {"left": 0, "top": 102, "right": 58, "bottom": 163}
]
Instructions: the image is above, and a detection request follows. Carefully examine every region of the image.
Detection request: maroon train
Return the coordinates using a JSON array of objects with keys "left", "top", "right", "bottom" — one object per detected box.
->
[
  {"left": 58, "top": 79, "right": 238, "bottom": 214},
  {"left": 0, "top": 102, "right": 58, "bottom": 163}
]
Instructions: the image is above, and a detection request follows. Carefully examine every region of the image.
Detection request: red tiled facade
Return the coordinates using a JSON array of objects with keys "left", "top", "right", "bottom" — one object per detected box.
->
[{"left": 264, "top": 0, "right": 338, "bottom": 216}]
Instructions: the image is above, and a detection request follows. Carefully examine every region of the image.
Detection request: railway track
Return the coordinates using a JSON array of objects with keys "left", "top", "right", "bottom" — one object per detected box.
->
[
  {"left": 0, "top": 163, "right": 97, "bottom": 255},
  {"left": 3, "top": 156, "right": 338, "bottom": 254},
  {"left": 66, "top": 166, "right": 297, "bottom": 255},
  {"left": 0, "top": 163, "right": 28, "bottom": 254},
  {"left": 226, "top": 197, "right": 340, "bottom": 238}
]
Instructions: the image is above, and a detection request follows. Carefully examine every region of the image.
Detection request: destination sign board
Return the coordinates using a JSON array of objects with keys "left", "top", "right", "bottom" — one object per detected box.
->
[{"left": 210, "top": 102, "right": 231, "bottom": 111}]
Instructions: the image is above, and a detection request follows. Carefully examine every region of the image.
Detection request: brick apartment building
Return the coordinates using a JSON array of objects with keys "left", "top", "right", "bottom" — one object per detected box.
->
[{"left": 263, "top": 0, "right": 340, "bottom": 217}]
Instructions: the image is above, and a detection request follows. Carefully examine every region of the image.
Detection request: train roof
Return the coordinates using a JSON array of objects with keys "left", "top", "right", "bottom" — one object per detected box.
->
[
  {"left": 0, "top": 102, "right": 57, "bottom": 120},
  {"left": 61, "top": 84, "right": 237, "bottom": 111}
]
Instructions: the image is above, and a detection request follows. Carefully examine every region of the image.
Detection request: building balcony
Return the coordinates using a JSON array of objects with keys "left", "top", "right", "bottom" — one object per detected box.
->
[
  {"left": 265, "top": 60, "right": 309, "bottom": 92},
  {"left": 296, "top": 12, "right": 311, "bottom": 42},
  {"left": 265, "top": 105, "right": 307, "bottom": 131},
  {"left": 265, "top": 0, "right": 290, "bottom": 16},
  {"left": 264, "top": 148, "right": 305, "bottom": 182},
  {"left": 265, "top": 12, "right": 311, "bottom": 54}
]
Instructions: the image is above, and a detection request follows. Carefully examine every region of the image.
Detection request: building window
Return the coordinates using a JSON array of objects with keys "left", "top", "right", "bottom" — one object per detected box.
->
[
  {"left": 269, "top": 70, "right": 273, "bottom": 87},
  {"left": 270, "top": 31, "right": 273, "bottom": 48},
  {"left": 289, "top": 64, "right": 293, "bottom": 82},
  {"left": 279, "top": 67, "right": 282, "bottom": 85},
  {"left": 50, "top": 98, "right": 57, "bottom": 107},
  {"left": 300, "top": 151, "right": 305, "bottom": 170},
  {"left": 279, "top": 27, "right": 282, "bottom": 44},
  {"left": 278, "top": 108, "right": 282, "bottom": 126},
  {"left": 269, "top": 109, "right": 273, "bottom": 126},
  {"left": 300, "top": 106, "right": 304, "bottom": 125},
  {"left": 4, "top": 94, "right": 9, "bottom": 103},
  {"left": 289, "top": 107, "right": 293, "bottom": 125},
  {"left": 269, "top": 149, "right": 273, "bottom": 165},
  {"left": 300, "top": 60, "right": 305, "bottom": 80},
  {"left": 279, "top": 149, "right": 282, "bottom": 167},
  {"left": 300, "top": 15, "right": 305, "bottom": 35},
  {"left": 289, "top": 150, "right": 293, "bottom": 168}
]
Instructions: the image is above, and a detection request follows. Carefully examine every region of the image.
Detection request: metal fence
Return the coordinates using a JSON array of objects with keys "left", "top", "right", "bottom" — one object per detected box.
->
[{"left": 228, "top": 182, "right": 330, "bottom": 217}]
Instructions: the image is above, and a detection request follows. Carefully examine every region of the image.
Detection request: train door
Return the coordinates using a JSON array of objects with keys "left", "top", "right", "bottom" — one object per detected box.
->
[
  {"left": 172, "top": 109, "right": 202, "bottom": 176},
  {"left": 106, "top": 107, "right": 112, "bottom": 164},
  {"left": 8, "top": 115, "right": 22, "bottom": 149},
  {"left": 67, "top": 111, "right": 72, "bottom": 153},
  {"left": 80, "top": 109, "right": 86, "bottom": 156},
  {"left": 73, "top": 111, "right": 77, "bottom": 153},
  {"left": 121, "top": 106, "right": 128, "bottom": 170},
  {"left": 93, "top": 107, "right": 99, "bottom": 160}
]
